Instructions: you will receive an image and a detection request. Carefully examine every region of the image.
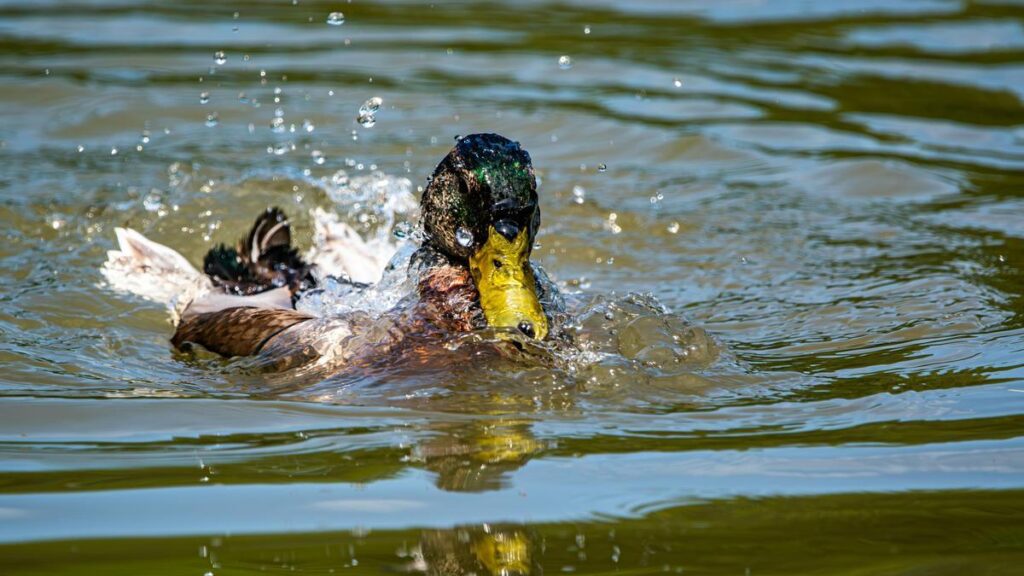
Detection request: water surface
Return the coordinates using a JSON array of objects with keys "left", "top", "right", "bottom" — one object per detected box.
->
[{"left": 2, "top": 0, "right": 1024, "bottom": 573}]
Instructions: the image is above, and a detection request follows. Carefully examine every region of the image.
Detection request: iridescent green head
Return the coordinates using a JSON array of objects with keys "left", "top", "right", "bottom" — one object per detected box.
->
[{"left": 421, "top": 134, "right": 546, "bottom": 339}]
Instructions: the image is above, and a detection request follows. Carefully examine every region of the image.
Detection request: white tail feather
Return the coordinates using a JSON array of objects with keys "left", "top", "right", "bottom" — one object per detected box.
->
[{"left": 101, "top": 228, "right": 210, "bottom": 318}]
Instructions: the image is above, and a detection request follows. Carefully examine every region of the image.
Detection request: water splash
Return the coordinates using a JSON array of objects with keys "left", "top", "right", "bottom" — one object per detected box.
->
[{"left": 456, "top": 227, "right": 474, "bottom": 247}]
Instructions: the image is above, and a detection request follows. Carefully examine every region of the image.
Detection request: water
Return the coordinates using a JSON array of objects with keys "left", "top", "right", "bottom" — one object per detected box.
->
[{"left": 2, "top": 0, "right": 1024, "bottom": 573}]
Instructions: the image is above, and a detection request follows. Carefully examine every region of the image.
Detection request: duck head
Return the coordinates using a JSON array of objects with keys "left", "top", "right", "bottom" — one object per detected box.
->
[{"left": 421, "top": 133, "right": 547, "bottom": 340}]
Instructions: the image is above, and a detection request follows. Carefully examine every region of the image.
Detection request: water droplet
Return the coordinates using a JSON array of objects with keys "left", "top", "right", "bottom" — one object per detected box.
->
[
  {"left": 233, "top": 11, "right": 239, "bottom": 19},
  {"left": 205, "top": 112, "right": 219, "bottom": 127},
  {"left": 303, "top": 119, "right": 315, "bottom": 133},
  {"left": 558, "top": 55, "right": 573, "bottom": 70},
  {"left": 311, "top": 150, "right": 325, "bottom": 165},
  {"left": 673, "top": 77, "right": 682, "bottom": 88},
  {"left": 667, "top": 221, "right": 680, "bottom": 234},
  {"left": 359, "top": 96, "right": 382, "bottom": 115},
  {"left": 110, "top": 147, "right": 118, "bottom": 155},
  {"left": 357, "top": 96, "right": 382, "bottom": 128},
  {"left": 270, "top": 117, "right": 285, "bottom": 133},
  {"left": 326, "top": 11, "right": 345, "bottom": 25},
  {"left": 238, "top": 91, "right": 248, "bottom": 103},
  {"left": 143, "top": 192, "right": 162, "bottom": 212},
  {"left": 199, "top": 91, "right": 210, "bottom": 104},
  {"left": 597, "top": 163, "right": 607, "bottom": 172},
  {"left": 456, "top": 227, "right": 474, "bottom": 247},
  {"left": 393, "top": 221, "right": 413, "bottom": 239},
  {"left": 605, "top": 212, "right": 622, "bottom": 234},
  {"left": 76, "top": 145, "right": 84, "bottom": 153},
  {"left": 572, "top": 185, "right": 586, "bottom": 204},
  {"left": 584, "top": 25, "right": 591, "bottom": 34},
  {"left": 213, "top": 51, "right": 227, "bottom": 65}
]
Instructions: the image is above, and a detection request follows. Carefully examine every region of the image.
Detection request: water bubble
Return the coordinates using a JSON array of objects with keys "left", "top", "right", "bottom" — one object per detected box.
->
[
  {"left": 110, "top": 146, "right": 118, "bottom": 155},
  {"left": 326, "top": 11, "right": 345, "bottom": 25},
  {"left": 213, "top": 51, "right": 227, "bottom": 65},
  {"left": 270, "top": 117, "right": 285, "bottom": 132},
  {"left": 597, "top": 163, "right": 607, "bottom": 172},
  {"left": 572, "top": 185, "right": 586, "bottom": 204},
  {"left": 667, "top": 221, "right": 680, "bottom": 234},
  {"left": 311, "top": 150, "right": 325, "bottom": 165},
  {"left": 303, "top": 119, "right": 315, "bottom": 133},
  {"left": 673, "top": 77, "right": 682, "bottom": 88},
  {"left": 456, "top": 227, "right": 474, "bottom": 247},
  {"left": 238, "top": 91, "right": 248, "bottom": 103},
  {"left": 76, "top": 145, "right": 84, "bottom": 153},
  {"left": 199, "top": 91, "right": 210, "bottom": 104},
  {"left": 584, "top": 25, "right": 591, "bottom": 34},
  {"left": 205, "top": 112, "right": 219, "bottom": 127},
  {"left": 357, "top": 113, "right": 376, "bottom": 128},
  {"left": 558, "top": 55, "right": 573, "bottom": 70}
]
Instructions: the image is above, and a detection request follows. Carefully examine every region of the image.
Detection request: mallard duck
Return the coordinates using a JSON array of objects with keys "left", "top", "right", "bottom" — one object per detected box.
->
[{"left": 105, "top": 133, "right": 561, "bottom": 369}]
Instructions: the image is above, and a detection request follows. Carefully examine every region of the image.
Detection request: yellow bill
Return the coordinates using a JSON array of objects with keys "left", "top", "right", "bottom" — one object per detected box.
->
[{"left": 468, "top": 226, "right": 548, "bottom": 340}]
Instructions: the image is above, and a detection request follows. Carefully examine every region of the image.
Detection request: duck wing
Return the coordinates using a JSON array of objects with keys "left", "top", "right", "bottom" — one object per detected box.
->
[
  {"left": 203, "top": 207, "right": 316, "bottom": 296},
  {"left": 172, "top": 300, "right": 314, "bottom": 358}
]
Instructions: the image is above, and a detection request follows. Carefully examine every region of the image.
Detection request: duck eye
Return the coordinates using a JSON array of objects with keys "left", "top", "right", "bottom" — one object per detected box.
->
[{"left": 492, "top": 259, "right": 503, "bottom": 269}]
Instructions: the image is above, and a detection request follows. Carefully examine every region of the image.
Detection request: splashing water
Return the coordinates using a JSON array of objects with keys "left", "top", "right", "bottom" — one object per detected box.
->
[{"left": 456, "top": 227, "right": 474, "bottom": 247}]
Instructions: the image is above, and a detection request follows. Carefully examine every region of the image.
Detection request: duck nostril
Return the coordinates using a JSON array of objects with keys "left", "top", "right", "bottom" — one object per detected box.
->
[{"left": 517, "top": 321, "right": 535, "bottom": 339}]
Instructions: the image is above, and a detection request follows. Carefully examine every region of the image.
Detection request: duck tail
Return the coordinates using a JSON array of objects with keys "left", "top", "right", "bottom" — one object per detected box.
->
[
  {"left": 202, "top": 207, "right": 316, "bottom": 296},
  {"left": 101, "top": 227, "right": 208, "bottom": 313}
]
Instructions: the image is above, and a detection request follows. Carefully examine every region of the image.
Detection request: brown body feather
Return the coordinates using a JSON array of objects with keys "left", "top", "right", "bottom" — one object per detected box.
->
[{"left": 172, "top": 307, "right": 314, "bottom": 357}]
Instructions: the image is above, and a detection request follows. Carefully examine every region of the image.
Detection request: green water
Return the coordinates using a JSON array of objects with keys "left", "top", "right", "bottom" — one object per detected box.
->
[{"left": 2, "top": 0, "right": 1024, "bottom": 573}]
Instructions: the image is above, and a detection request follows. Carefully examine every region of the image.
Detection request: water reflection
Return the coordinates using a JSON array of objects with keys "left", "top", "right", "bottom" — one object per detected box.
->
[
  {"left": 415, "top": 526, "right": 537, "bottom": 576},
  {"left": 414, "top": 419, "right": 545, "bottom": 492}
]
